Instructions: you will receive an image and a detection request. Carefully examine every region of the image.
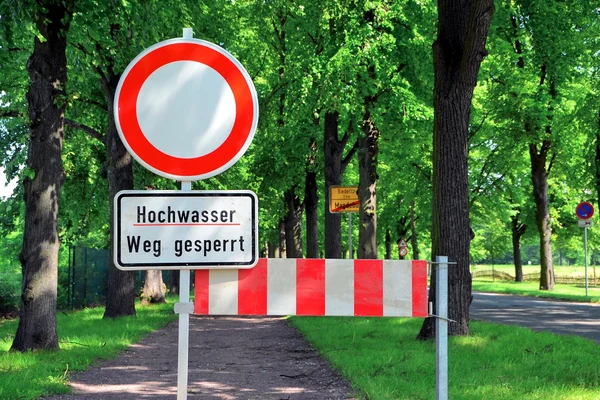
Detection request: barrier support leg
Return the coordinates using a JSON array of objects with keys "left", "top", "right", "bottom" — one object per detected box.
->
[{"left": 436, "top": 256, "right": 448, "bottom": 400}]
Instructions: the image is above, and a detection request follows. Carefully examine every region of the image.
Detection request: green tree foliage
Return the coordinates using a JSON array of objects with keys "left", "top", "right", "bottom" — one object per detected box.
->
[
  {"left": 2, "top": 1, "right": 600, "bottom": 339},
  {"left": 480, "top": 0, "right": 594, "bottom": 290}
]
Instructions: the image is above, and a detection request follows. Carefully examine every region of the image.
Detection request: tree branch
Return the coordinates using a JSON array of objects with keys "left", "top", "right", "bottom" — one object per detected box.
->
[
  {"left": 64, "top": 119, "right": 105, "bottom": 143},
  {"left": 0, "top": 109, "right": 23, "bottom": 118},
  {"left": 540, "top": 138, "right": 552, "bottom": 155},
  {"left": 389, "top": 63, "right": 407, "bottom": 81},
  {"left": 517, "top": 223, "right": 527, "bottom": 236},
  {"left": 74, "top": 40, "right": 111, "bottom": 96},
  {"left": 412, "top": 162, "right": 431, "bottom": 181},
  {"left": 470, "top": 172, "right": 505, "bottom": 204},
  {"left": 547, "top": 151, "right": 557, "bottom": 175},
  {"left": 73, "top": 42, "right": 90, "bottom": 57},
  {"left": 469, "top": 109, "right": 491, "bottom": 139},
  {"left": 71, "top": 96, "right": 107, "bottom": 112},
  {"left": 262, "top": 81, "right": 289, "bottom": 106},
  {"left": 340, "top": 118, "right": 356, "bottom": 149},
  {"left": 341, "top": 139, "right": 358, "bottom": 172}
]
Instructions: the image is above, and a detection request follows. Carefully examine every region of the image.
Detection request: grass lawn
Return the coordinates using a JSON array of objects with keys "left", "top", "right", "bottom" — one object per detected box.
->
[
  {"left": 0, "top": 300, "right": 177, "bottom": 400},
  {"left": 471, "top": 263, "right": 600, "bottom": 302},
  {"left": 472, "top": 280, "right": 600, "bottom": 303},
  {"left": 290, "top": 316, "right": 600, "bottom": 400}
]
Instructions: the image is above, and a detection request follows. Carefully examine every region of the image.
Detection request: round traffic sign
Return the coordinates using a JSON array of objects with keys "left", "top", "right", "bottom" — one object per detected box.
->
[
  {"left": 576, "top": 202, "right": 594, "bottom": 220},
  {"left": 399, "top": 247, "right": 408, "bottom": 257},
  {"left": 114, "top": 38, "right": 259, "bottom": 181}
]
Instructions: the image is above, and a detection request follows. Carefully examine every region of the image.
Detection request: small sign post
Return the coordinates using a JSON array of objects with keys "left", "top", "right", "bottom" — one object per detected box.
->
[
  {"left": 329, "top": 186, "right": 359, "bottom": 257},
  {"left": 576, "top": 202, "right": 594, "bottom": 296},
  {"left": 398, "top": 238, "right": 408, "bottom": 259}
]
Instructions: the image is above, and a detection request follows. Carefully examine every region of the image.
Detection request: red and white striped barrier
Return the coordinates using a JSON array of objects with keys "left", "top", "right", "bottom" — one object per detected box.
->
[{"left": 194, "top": 259, "right": 428, "bottom": 317}]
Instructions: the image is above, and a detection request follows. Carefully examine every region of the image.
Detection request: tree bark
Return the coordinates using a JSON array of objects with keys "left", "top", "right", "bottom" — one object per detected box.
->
[
  {"left": 278, "top": 218, "right": 286, "bottom": 258},
  {"left": 305, "top": 139, "right": 319, "bottom": 258},
  {"left": 511, "top": 213, "right": 526, "bottom": 282},
  {"left": 170, "top": 270, "right": 180, "bottom": 295},
  {"left": 324, "top": 112, "right": 343, "bottom": 259},
  {"left": 11, "top": 0, "right": 74, "bottom": 352},
  {"left": 595, "top": 109, "right": 600, "bottom": 234},
  {"left": 324, "top": 111, "right": 357, "bottom": 258},
  {"left": 410, "top": 200, "right": 420, "bottom": 260},
  {"left": 529, "top": 141, "right": 555, "bottom": 290},
  {"left": 284, "top": 188, "right": 303, "bottom": 258},
  {"left": 418, "top": 0, "right": 494, "bottom": 339},
  {"left": 141, "top": 270, "right": 166, "bottom": 305},
  {"left": 385, "top": 229, "right": 392, "bottom": 259},
  {"left": 102, "top": 71, "right": 136, "bottom": 318},
  {"left": 357, "top": 114, "right": 378, "bottom": 259},
  {"left": 268, "top": 241, "right": 276, "bottom": 258}
]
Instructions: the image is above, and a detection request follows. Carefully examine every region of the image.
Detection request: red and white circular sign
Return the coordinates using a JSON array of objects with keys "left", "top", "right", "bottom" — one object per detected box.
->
[{"left": 114, "top": 38, "right": 259, "bottom": 181}]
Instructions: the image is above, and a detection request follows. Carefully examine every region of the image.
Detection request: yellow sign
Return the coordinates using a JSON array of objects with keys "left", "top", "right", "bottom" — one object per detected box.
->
[{"left": 329, "top": 186, "right": 359, "bottom": 213}]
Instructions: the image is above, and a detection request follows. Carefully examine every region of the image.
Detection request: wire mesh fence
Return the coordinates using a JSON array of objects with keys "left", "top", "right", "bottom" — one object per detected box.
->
[
  {"left": 472, "top": 269, "right": 598, "bottom": 286},
  {"left": 63, "top": 247, "right": 173, "bottom": 310}
]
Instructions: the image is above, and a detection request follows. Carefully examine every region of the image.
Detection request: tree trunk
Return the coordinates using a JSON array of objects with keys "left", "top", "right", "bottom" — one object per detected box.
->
[
  {"left": 268, "top": 241, "right": 277, "bottom": 258},
  {"left": 324, "top": 112, "right": 343, "bottom": 259},
  {"left": 410, "top": 200, "right": 420, "bottom": 260},
  {"left": 556, "top": 250, "right": 561, "bottom": 266},
  {"left": 11, "top": 0, "right": 73, "bottom": 352},
  {"left": 170, "top": 270, "right": 180, "bottom": 295},
  {"left": 324, "top": 111, "right": 357, "bottom": 258},
  {"left": 141, "top": 270, "right": 166, "bottom": 305},
  {"left": 529, "top": 142, "right": 555, "bottom": 290},
  {"left": 357, "top": 114, "right": 378, "bottom": 259},
  {"left": 385, "top": 229, "right": 392, "bottom": 259},
  {"left": 284, "top": 188, "right": 303, "bottom": 258},
  {"left": 305, "top": 140, "right": 319, "bottom": 258},
  {"left": 511, "top": 213, "right": 525, "bottom": 282},
  {"left": 278, "top": 218, "right": 286, "bottom": 258},
  {"left": 418, "top": 0, "right": 494, "bottom": 339},
  {"left": 103, "top": 72, "right": 136, "bottom": 318},
  {"left": 259, "top": 243, "right": 266, "bottom": 258},
  {"left": 595, "top": 108, "right": 600, "bottom": 229}
]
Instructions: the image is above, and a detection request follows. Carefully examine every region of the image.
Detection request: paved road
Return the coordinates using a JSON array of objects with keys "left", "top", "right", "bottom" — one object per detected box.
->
[{"left": 470, "top": 292, "right": 600, "bottom": 342}]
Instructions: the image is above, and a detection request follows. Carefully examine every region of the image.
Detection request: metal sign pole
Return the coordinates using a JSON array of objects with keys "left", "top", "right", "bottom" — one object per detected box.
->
[
  {"left": 348, "top": 213, "right": 353, "bottom": 259},
  {"left": 176, "top": 27, "right": 194, "bottom": 400},
  {"left": 177, "top": 181, "right": 192, "bottom": 400},
  {"left": 585, "top": 226, "right": 589, "bottom": 297},
  {"left": 436, "top": 256, "right": 448, "bottom": 400}
]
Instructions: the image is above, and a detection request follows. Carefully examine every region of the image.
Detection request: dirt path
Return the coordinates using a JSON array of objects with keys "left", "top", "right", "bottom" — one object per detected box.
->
[{"left": 43, "top": 316, "right": 356, "bottom": 400}]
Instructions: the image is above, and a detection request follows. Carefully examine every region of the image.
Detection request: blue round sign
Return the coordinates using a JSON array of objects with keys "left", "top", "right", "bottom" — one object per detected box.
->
[{"left": 576, "top": 202, "right": 594, "bottom": 220}]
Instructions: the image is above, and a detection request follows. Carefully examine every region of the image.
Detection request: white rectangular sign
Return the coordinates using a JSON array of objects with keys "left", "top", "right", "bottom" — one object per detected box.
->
[
  {"left": 114, "top": 190, "right": 258, "bottom": 270},
  {"left": 579, "top": 219, "right": 593, "bottom": 228}
]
